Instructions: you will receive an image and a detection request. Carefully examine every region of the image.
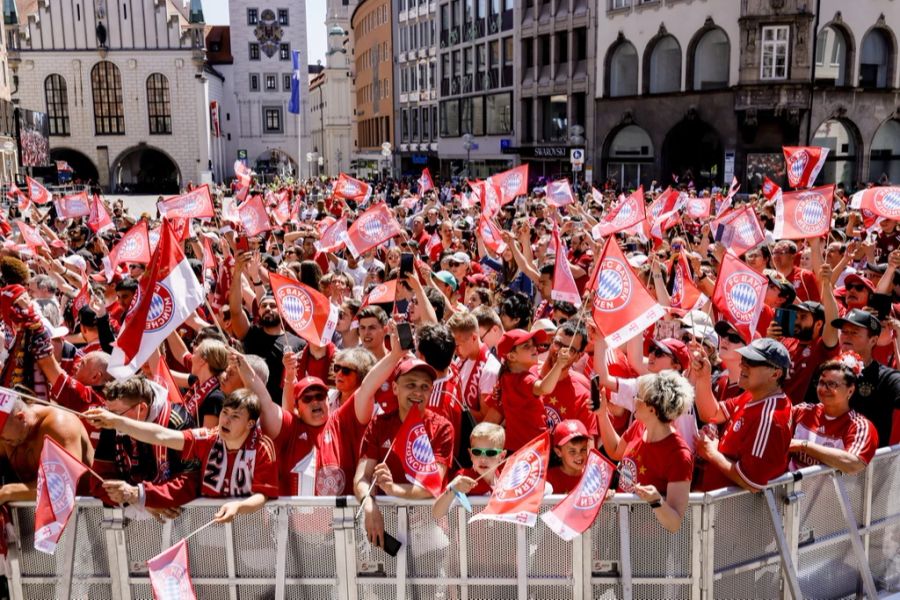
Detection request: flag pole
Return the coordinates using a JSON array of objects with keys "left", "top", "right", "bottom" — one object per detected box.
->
[
  {"left": 182, "top": 518, "right": 217, "bottom": 542},
  {"left": 7, "top": 385, "right": 92, "bottom": 421},
  {"left": 354, "top": 438, "right": 396, "bottom": 521}
]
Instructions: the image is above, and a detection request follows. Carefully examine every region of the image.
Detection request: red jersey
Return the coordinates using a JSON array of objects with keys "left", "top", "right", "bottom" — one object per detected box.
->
[
  {"left": 360, "top": 408, "right": 453, "bottom": 492},
  {"left": 180, "top": 427, "right": 280, "bottom": 499},
  {"left": 295, "top": 342, "right": 336, "bottom": 384},
  {"left": 543, "top": 371, "right": 599, "bottom": 440},
  {"left": 786, "top": 266, "right": 820, "bottom": 303},
  {"left": 427, "top": 372, "right": 463, "bottom": 459},
  {"left": 694, "top": 392, "right": 792, "bottom": 492},
  {"left": 790, "top": 403, "right": 878, "bottom": 470},
  {"left": 275, "top": 394, "right": 369, "bottom": 496},
  {"left": 546, "top": 466, "right": 583, "bottom": 495},
  {"left": 455, "top": 467, "right": 493, "bottom": 496},
  {"left": 485, "top": 367, "right": 548, "bottom": 452},
  {"left": 781, "top": 338, "right": 839, "bottom": 404},
  {"left": 617, "top": 421, "right": 693, "bottom": 493},
  {"left": 50, "top": 373, "right": 104, "bottom": 446}
]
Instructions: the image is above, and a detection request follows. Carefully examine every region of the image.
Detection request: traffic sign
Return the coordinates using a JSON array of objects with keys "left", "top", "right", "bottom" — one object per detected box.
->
[{"left": 570, "top": 148, "right": 585, "bottom": 166}]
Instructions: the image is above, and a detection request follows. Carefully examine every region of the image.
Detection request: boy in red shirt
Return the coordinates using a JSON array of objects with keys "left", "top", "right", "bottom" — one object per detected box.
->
[{"left": 546, "top": 420, "right": 592, "bottom": 494}]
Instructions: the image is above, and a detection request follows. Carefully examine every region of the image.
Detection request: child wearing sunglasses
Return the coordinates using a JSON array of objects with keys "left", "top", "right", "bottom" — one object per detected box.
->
[{"left": 432, "top": 423, "right": 506, "bottom": 519}]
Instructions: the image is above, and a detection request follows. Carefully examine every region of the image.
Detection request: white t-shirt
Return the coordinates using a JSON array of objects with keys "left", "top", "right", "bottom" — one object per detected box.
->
[
  {"left": 611, "top": 377, "right": 698, "bottom": 453},
  {"left": 335, "top": 257, "right": 368, "bottom": 288}
]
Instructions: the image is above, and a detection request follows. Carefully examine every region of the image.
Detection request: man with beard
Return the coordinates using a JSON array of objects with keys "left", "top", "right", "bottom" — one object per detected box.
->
[{"left": 229, "top": 252, "right": 305, "bottom": 404}]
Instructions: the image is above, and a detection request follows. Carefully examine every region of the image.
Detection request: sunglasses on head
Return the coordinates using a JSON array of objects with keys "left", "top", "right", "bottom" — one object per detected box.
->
[
  {"left": 470, "top": 447, "right": 503, "bottom": 457},
  {"left": 333, "top": 365, "right": 356, "bottom": 376}
]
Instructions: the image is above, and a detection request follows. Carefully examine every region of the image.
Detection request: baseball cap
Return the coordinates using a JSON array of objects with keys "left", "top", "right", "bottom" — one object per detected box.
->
[
  {"left": 552, "top": 419, "right": 590, "bottom": 447},
  {"left": 793, "top": 300, "right": 825, "bottom": 321},
  {"left": 682, "top": 324, "right": 719, "bottom": 347},
  {"left": 844, "top": 274, "right": 876, "bottom": 294},
  {"left": 832, "top": 308, "right": 882, "bottom": 335},
  {"left": 395, "top": 358, "right": 438, "bottom": 381},
  {"left": 679, "top": 310, "right": 714, "bottom": 329},
  {"left": 530, "top": 318, "right": 557, "bottom": 336},
  {"left": 497, "top": 328, "right": 549, "bottom": 360},
  {"left": 766, "top": 273, "right": 797, "bottom": 304},
  {"left": 63, "top": 254, "right": 87, "bottom": 273},
  {"left": 736, "top": 338, "right": 792, "bottom": 371},
  {"left": 433, "top": 270, "right": 458, "bottom": 291},
  {"left": 650, "top": 338, "right": 691, "bottom": 371},
  {"left": 294, "top": 376, "right": 328, "bottom": 398},
  {"left": 714, "top": 320, "right": 749, "bottom": 344},
  {"left": 450, "top": 251, "right": 471, "bottom": 265}
]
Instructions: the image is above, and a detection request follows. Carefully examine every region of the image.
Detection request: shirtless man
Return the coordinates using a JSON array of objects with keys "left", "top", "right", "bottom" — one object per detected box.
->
[{"left": 0, "top": 397, "right": 93, "bottom": 504}]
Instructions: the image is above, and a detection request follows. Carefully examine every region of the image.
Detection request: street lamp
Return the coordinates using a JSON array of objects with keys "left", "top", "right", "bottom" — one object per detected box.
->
[
  {"left": 381, "top": 141, "right": 393, "bottom": 181},
  {"left": 463, "top": 133, "right": 474, "bottom": 179},
  {"left": 306, "top": 152, "right": 313, "bottom": 181},
  {"left": 318, "top": 156, "right": 325, "bottom": 178},
  {"left": 569, "top": 124, "right": 585, "bottom": 188}
]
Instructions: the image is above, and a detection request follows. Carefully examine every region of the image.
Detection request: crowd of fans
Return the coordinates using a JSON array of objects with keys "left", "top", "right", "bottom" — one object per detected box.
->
[{"left": 0, "top": 172, "right": 895, "bottom": 550}]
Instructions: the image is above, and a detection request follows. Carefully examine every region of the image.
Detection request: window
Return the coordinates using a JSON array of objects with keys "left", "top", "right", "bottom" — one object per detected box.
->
[
  {"left": 91, "top": 61, "right": 125, "bottom": 134},
  {"left": 248, "top": 8, "right": 258, "bottom": 25},
  {"left": 647, "top": 35, "right": 681, "bottom": 93},
  {"left": 44, "top": 74, "right": 69, "bottom": 136},
  {"left": 473, "top": 95, "right": 484, "bottom": 135},
  {"left": 760, "top": 25, "right": 789, "bottom": 80},
  {"left": 610, "top": 0, "right": 631, "bottom": 8},
  {"left": 146, "top": 73, "right": 171, "bottom": 134},
  {"left": 860, "top": 29, "right": 892, "bottom": 89},
  {"left": 265, "top": 74, "right": 277, "bottom": 90},
  {"left": 608, "top": 41, "right": 638, "bottom": 96},
  {"left": 250, "top": 74, "right": 260, "bottom": 91},
  {"left": 278, "top": 8, "right": 289, "bottom": 25},
  {"left": 486, "top": 92, "right": 511, "bottom": 134},
  {"left": 401, "top": 109, "right": 409, "bottom": 141},
  {"left": 263, "top": 107, "right": 283, "bottom": 133},
  {"left": 250, "top": 43, "right": 260, "bottom": 61},
  {"left": 283, "top": 74, "right": 292, "bottom": 91},
  {"left": 423, "top": 107, "right": 431, "bottom": 141},
  {"left": 280, "top": 43, "right": 290, "bottom": 60},
  {"left": 441, "top": 99, "right": 460, "bottom": 136},
  {"left": 692, "top": 28, "right": 730, "bottom": 90}
]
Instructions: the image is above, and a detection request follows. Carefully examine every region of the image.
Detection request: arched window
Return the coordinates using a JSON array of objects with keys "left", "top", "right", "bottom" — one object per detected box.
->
[
  {"left": 812, "top": 119, "right": 858, "bottom": 189},
  {"left": 91, "top": 61, "right": 125, "bottom": 134},
  {"left": 859, "top": 29, "right": 892, "bottom": 88},
  {"left": 606, "top": 125, "right": 654, "bottom": 190},
  {"left": 146, "top": 73, "right": 172, "bottom": 135},
  {"left": 692, "top": 29, "right": 729, "bottom": 90},
  {"left": 608, "top": 41, "right": 638, "bottom": 97},
  {"left": 816, "top": 25, "right": 850, "bottom": 86},
  {"left": 647, "top": 35, "right": 681, "bottom": 94},
  {"left": 44, "top": 74, "right": 69, "bottom": 136},
  {"left": 870, "top": 119, "right": 900, "bottom": 184}
]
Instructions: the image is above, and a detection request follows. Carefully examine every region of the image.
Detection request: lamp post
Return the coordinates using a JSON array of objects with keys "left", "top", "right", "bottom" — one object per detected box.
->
[
  {"left": 381, "top": 141, "right": 393, "bottom": 182},
  {"left": 463, "top": 133, "right": 474, "bottom": 179},
  {"left": 318, "top": 156, "right": 324, "bottom": 178},
  {"left": 306, "top": 152, "right": 313, "bottom": 182},
  {"left": 569, "top": 124, "right": 585, "bottom": 190}
]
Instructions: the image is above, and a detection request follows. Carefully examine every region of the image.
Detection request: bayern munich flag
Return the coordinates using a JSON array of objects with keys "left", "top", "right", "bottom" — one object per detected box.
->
[
  {"left": 316, "top": 216, "right": 347, "bottom": 253},
  {"left": 391, "top": 407, "right": 445, "bottom": 497},
  {"left": 488, "top": 164, "right": 528, "bottom": 206},
  {"left": 541, "top": 450, "right": 615, "bottom": 541},
  {"left": 158, "top": 185, "right": 214, "bottom": 220},
  {"left": 26, "top": 176, "right": 51, "bottom": 205},
  {"left": 0, "top": 392, "right": 14, "bottom": 432},
  {"left": 237, "top": 194, "right": 273, "bottom": 237},
  {"left": 88, "top": 194, "right": 114, "bottom": 234},
  {"left": 470, "top": 432, "right": 549, "bottom": 527},
  {"left": 55, "top": 191, "right": 91, "bottom": 219},
  {"left": 362, "top": 280, "right": 397, "bottom": 307},
  {"left": 546, "top": 179, "right": 575, "bottom": 208},
  {"left": 341, "top": 203, "right": 403, "bottom": 258},
  {"left": 773, "top": 184, "right": 834, "bottom": 240},
  {"left": 418, "top": 167, "right": 434, "bottom": 193},
  {"left": 712, "top": 251, "right": 766, "bottom": 343},
  {"left": 478, "top": 214, "right": 507, "bottom": 255},
  {"left": 34, "top": 436, "right": 88, "bottom": 554},
  {"left": 850, "top": 186, "right": 900, "bottom": 221},
  {"left": 108, "top": 219, "right": 205, "bottom": 378},
  {"left": 268, "top": 270, "right": 339, "bottom": 347},
  {"left": 783, "top": 146, "right": 829, "bottom": 189},
  {"left": 148, "top": 539, "right": 197, "bottom": 600},
  {"left": 592, "top": 187, "right": 646, "bottom": 239},
  {"left": 333, "top": 173, "right": 373, "bottom": 205},
  {"left": 103, "top": 221, "right": 152, "bottom": 279},
  {"left": 550, "top": 224, "right": 581, "bottom": 306}
]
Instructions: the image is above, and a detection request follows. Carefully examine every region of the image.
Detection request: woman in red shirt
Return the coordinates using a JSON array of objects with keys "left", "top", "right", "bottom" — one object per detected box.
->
[{"left": 597, "top": 371, "right": 694, "bottom": 533}]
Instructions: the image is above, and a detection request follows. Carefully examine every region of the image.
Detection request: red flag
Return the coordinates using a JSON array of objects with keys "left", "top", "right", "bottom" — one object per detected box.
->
[
  {"left": 268, "top": 270, "right": 340, "bottom": 346},
  {"left": 26, "top": 176, "right": 51, "bottom": 205},
  {"left": 715, "top": 176, "right": 740, "bottom": 216},
  {"left": 362, "top": 280, "right": 397, "bottom": 306},
  {"left": 153, "top": 357, "right": 185, "bottom": 406},
  {"left": 850, "top": 186, "right": 900, "bottom": 220},
  {"left": 488, "top": 164, "right": 528, "bottom": 205},
  {"left": 671, "top": 253, "right": 707, "bottom": 312},
  {"left": 588, "top": 236, "right": 666, "bottom": 348},
  {"left": 713, "top": 207, "right": 766, "bottom": 256},
  {"left": 234, "top": 160, "right": 252, "bottom": 181},
  {"left": 54, "top": 191, "right": 91, "bottom": 219},
  {"left": 648, "top": 187, "right": 679, "bottom": 222},
  {"left": 481, "top": 180, "right": 503, "bottom": 218},
  {"left": 333, "top": 173, "right": 373, "bottom": 205},
  {"left": 342, "top": 203, "right": 402, "bottom": 258},
  {"left": 550, "top": 224, "right": 580, "bottom": 306},
  {"left": 546, "top": 179, "right": 575, "bottom": 208},
  {"left": 0, "top": 391, "right": 15, "bottom": 432},
  {"left": 684, "top": 195, "right": 710, "bottom": 220},
  {"left": 478, "top": 215, "right": 507, "bottom": 255},
  {"left": 72, "top": 281, "right": 90, "bottom": 314},
  {"left": 15, "top": 220, "right": 47, "bottom": 250},
  {"left": 5, "top": 182, "right": 21, "bottom": 201},
  {"left": 210, "top": 255, "right": 235, "bottom": 312},
  {"left": 712, "top": 251, "right": 767, "bottom": 343},
  {"left": 148, "top": 539, "right": 197, "bottom": 600},
  {"left": 773, "top": 184, "right": 834, "bottom": 240},
  {"left": 469, "top": 432, "right": 550, "bottom": 527},
  {"left": 418, "top": 167, "right": 434, "bottom": 193},
  {"left": 541, "top": 450, "right": 615, "bottom": 541},
  {"left": 237, "top": 194, "right": 272, "bottom": 237},
  {"left": 317, "top": 216, "right": 347, "bottom": 253},
  {"left": 650, "top": 190, "right": 687, "bottom": 240},
  {"left": 104, "top": 221, "right": 152, "bottom": 279},
  {"left": 783, "top": 146, "right": 829, "bottom": 189},
  {"left": 158, "top": 185, "right": 214, "bottom": 219},
  {"left": 271, "top": 190, "right": 292, "bottom": 226},
  {"left": 87, "top": 194, "right": 114, "bottom": 234},
  {"left": 234, "top": 183, "right": 250, "bottom": 204},
  {"left": 200, "top": 235, "right": 217, "bottom": 273},
  {"left": 391, "top": 407, "right": 444, "bottom": 497},
  {"left": 761, "top": 176, "right": 783, "bottom": 204},
  {"left": 592, "top": 187, "right": 646, "bottom": 239},
  {"left": 34, "top": 436, "right": 88, "bottom": 554},
  {"left": 108, "top": 220, "right": 206, "bottom": 378}
]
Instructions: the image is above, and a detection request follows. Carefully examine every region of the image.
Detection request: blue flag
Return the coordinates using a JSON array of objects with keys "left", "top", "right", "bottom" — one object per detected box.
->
[{"left": 288, "top": 49, "right": 301, "bottom": 114}]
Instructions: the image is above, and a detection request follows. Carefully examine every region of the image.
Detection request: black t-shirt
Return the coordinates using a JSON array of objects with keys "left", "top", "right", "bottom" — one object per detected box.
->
[
  {"left": 242, "top": 326, "right": 306, "bottom": 404},
  {"left": 850, "top": 361, "right": 900, "bottom": 447},
  {"left": 198, "top": 387, "right": 226, "bottom": 425}
]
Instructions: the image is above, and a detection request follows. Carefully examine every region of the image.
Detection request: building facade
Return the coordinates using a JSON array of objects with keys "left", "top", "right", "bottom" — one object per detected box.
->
[
  {"left": 9, "top": 0, "right": 215, "bottom": 192},
  {"left": 435, "top": 0, "right": 516, "bottom": 180},
  {"left": 394, "top": 0, "right": 438, "bottom": 177},
  {"left": 351, "top": 0, "right": 395, "bottom": 178},
  {"left": 593, "top": 0, "right": 900, "bottom": 193}
]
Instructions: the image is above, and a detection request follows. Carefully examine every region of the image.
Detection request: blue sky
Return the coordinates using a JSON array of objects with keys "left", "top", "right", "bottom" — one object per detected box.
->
[{"left": 201, "top": 1, "right": 327, "bottom": 65}]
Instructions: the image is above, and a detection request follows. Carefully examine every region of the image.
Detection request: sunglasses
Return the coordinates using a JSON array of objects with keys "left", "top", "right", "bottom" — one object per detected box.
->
[
  {"left": 470, "top": 447, "right": 503, "bottom": 457},
  {"left": 817, "top": 379, "right": 845, "bottom": 391},
  {"left": 846, "top": 283, "right": 867, "bottom": 292},
  {"left": 722, "top": 333, "right": 744, "bottom": 345},
  {"left": 300, "top": 391, "right": 327, "bottom": 403},
  {"left": 333, "top": 365, "right": 356, "bottom": 376}
]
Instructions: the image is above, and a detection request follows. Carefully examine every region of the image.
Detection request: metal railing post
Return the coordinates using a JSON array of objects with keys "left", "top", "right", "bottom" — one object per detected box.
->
[
  {"left": 8, "top": 508, "right": 25, "bottom": 600},
  {"left": 396, "top": 505, "right": 408, "bottom": 600},
  {"left": 690, "top": 504, "right": 703, "bottom": 600},
  {"left": 55, "top": 506, "right": 79, "bottom": 600},
  {"left": 273, "top": 505, "right": 288, "bottom": 600},
  {"left": 699, "top": 500, "right": 715, "bottom": 600},
  {"left": 617, "top": 505, "right": 633, "bottom": 600},
  {"left": 763, "top": 487, "right": 803, "bottom": 600},
  {"left": 223, "top": 520, "right": 238, "bottom": 600},
  {"left": 575, "top": 517, "right": 589, "bottom": 600},
  {"left": 831, "top": 473, "right": 880, "bottom": 600},
  {"left": 101, "top": 507, "right": 129, "bottom": 600},
  {"left": 332, "top": 502, "right": 358, "bottom": 600},
  {"left": 456, "top": 507, "right": 469, "bottom": 600},
  {"left": 516, "top": 524, "right": 528, "bottom": 599}
]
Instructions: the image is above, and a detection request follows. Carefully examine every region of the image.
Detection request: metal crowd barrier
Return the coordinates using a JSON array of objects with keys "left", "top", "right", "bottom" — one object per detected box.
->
[{"left": 5, "top": 445, "right": 899, "bottom": 600}]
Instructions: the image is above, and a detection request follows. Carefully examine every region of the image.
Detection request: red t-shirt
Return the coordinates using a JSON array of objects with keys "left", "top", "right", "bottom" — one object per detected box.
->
[
  {"left": 360, "top": 408, "right": 453, "bottom": 492},
  {"left": 485, "top": 368, "right": 548, "bottom": 452},
  {"left": 543, "top": 372, "right": 599, "bottom": 440},
  {"left": 694, "top": 392, "right": 792, "bottom": 492},
  {"left": 455, "top": 467, "right": 493, "bottom": 496},
  {"left": 790, "top": 403, "right": 878, "bottom": 470},
  {"left": 295, "top": 342, "right": 336, "bottom": 384},
  {"left": 275, "top": 394, "right": 369, "bottom": 496},
  {"left": 546, "top": 466, "right": 584, "bottom": 495},
  {"left": 786, "top": 266, "right": 820, "bottom": 303},
  {"left": 427, "top": 372, "right": 463, "bottom": 460},
  {"left": 50, "top": 373, "right": 104, "bottom": 446},
  {"left": 781, "top": 337, "right": 839, "bottom": 404},
  {"left": 617, "top": 421, "right": 693, "bottom": 493},
  {"left": 181, "top": 427, "right": 280, "bottom": 499}
]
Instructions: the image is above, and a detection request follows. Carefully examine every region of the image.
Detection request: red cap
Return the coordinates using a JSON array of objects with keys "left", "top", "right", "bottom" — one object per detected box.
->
[
  {"left": 844, "top": 274, "right": 876, "bottom": 294},
  {"left": 465, "top": 273, "right": 489, "bottom": 286},
  {"left": 497, "top": 328, "right": 548, "bottom": 360},
  {"left": 395, "top": 358, "right": 437, "bottom": 381},
  {"left": 651, "top": 338, "right": 691, "bottom": 371},
  {"left": 294, "top": 376, "right": 328, "bottom": 398},
  {"left": 552, "top": 419, "right": 590, "bottom": 446}
]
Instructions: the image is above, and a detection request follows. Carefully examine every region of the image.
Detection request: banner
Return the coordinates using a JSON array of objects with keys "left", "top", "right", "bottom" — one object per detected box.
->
[
  {"left": 341, "top": 203, "right": 402, "bottom": 258},
  {"left": 773, "top": 184, "right": 834, "bottom": 240},
  {"left": 488, "top": 164, "right": 528, "bottom": 205},
  {"left": 34, "top": 436, "right": 88, "bottom": 554},
  {"left": 712, "top": 251, "right": 767, "bottom": 343},
  {"left": 158, "top": 185, "right": 214, "bottom": 220},
  {"left": 541, "top": 450, "right": 615, "bottom": 541},
  {"left": 849, "top": 186, "right": 900, "bottom": 220},
  {"left": 391, "top": 407, "right": 444, "bottom": 497},
  {"left": 54, "top": 191, "right": 91, "bottom": 219},
  {"left": 268, "top": 270, "right": 339, "bottom": 346},
  {"left": 783, "top": 146, "right": 829, "bottom": 189}
]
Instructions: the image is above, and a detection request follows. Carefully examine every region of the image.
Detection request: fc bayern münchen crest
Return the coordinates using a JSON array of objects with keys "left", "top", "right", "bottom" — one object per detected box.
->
[
  {"left": 405, "top": 423, "right": 438, "bottom": 476},
  {"left": 593, "top": 258, "right": 632, "bottom": 312},
  {"left": 575, "top": 461, "right": 610, "bottom": 510},
  {"left": 794, "top": 192, "right": 828, "bottom": 234},
  {"left": 495, "top": 449, "right": 544, "bottom": 502},
  {"left": 724, "top": 273, "right": 760, "bottom": 323},
  {"left": 873, "top": 189, "right": 900, "bottom": 220},
  {"left": 146, "top": 283, "right": 176, "bottom": 331},
  {"left": 788, "top": 150, "right": 809, "bottom": 185},
  {"left": 277, "top": 286, "right": 315, "bottom": 332}
]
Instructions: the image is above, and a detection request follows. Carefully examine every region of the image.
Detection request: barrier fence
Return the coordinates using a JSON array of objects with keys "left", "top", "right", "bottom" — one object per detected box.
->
[{"left": 4, "top": 445, "right": 899, "bottom": 600}]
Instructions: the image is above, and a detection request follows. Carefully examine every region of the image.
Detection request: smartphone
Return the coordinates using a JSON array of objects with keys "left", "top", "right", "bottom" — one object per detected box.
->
[
  {"left": 590, "top": 375, "right": 601, "bottom": 411},
  {"left": 382, "top": 532, "right": 402, "bottom": 557},
  {"left": 624, "top": 242, "right": 638, "bottom": 253},
  {"left": 397, "top": 322, "right": 415, "bottom": 351},
  {"left": 236, "top": 234, "right": 250, "bottom": 253},
  {"left": 775, "top": 307, "right": 797, "bottom": 337},
  {"left": 714, "top": 224, "right": 726, "bottom": 243},
  {"left": 869, "top": 293, "right": 892, "bottom": 321},
  {"left": 400, "top": 252, "right": 414, "bottom": 276}
]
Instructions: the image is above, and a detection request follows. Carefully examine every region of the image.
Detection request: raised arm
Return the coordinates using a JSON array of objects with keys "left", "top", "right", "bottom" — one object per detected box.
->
[
  {"left": 228, "top": 252, "right": 252, "bottom": 340},
  {"left": 84, "top": 408, "right": 186, "bottom": 451}
]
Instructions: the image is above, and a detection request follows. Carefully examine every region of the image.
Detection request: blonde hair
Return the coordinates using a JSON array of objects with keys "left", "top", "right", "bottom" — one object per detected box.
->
[
  {"left": 470, "top": 422, "right": 505, "bottom": 447},
  {"left": 195, "top": 340, "right": 230, "bottom": 375},
  {"left": 636, "top": 370, "right": 694, "bottom": 424}
]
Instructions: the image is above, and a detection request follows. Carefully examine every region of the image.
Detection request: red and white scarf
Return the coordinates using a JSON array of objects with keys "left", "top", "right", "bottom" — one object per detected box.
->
[
  {"left": 183, "top": 376, "right": 220, "bottom": 423},
  {"left": 460, "top": 343, "right": 490, "bottom": 410},
  {"left": 201, "top": 425, "right": 261, "bottom": 497}
]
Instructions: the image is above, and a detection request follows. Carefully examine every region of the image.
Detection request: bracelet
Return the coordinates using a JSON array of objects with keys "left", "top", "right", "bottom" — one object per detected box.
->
[
  {"left": 648, "top": 499, "right": 663, "bottom": 509},
  {"left": 253, "top": 280, "right": 263, "bottom": 286}
]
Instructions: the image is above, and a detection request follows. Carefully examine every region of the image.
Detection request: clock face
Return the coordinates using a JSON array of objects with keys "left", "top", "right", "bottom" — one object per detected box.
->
[{"left": 254, "top": 9, "right": 283, "bottom": 58}]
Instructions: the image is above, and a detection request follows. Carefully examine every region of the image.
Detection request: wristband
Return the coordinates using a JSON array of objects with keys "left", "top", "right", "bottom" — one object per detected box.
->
[
  {"left": 253, "top": 280, "right": 263, "bottom": 286},
  {"left": 648, "top": 499, "right": 662, "bottom": 509}
]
